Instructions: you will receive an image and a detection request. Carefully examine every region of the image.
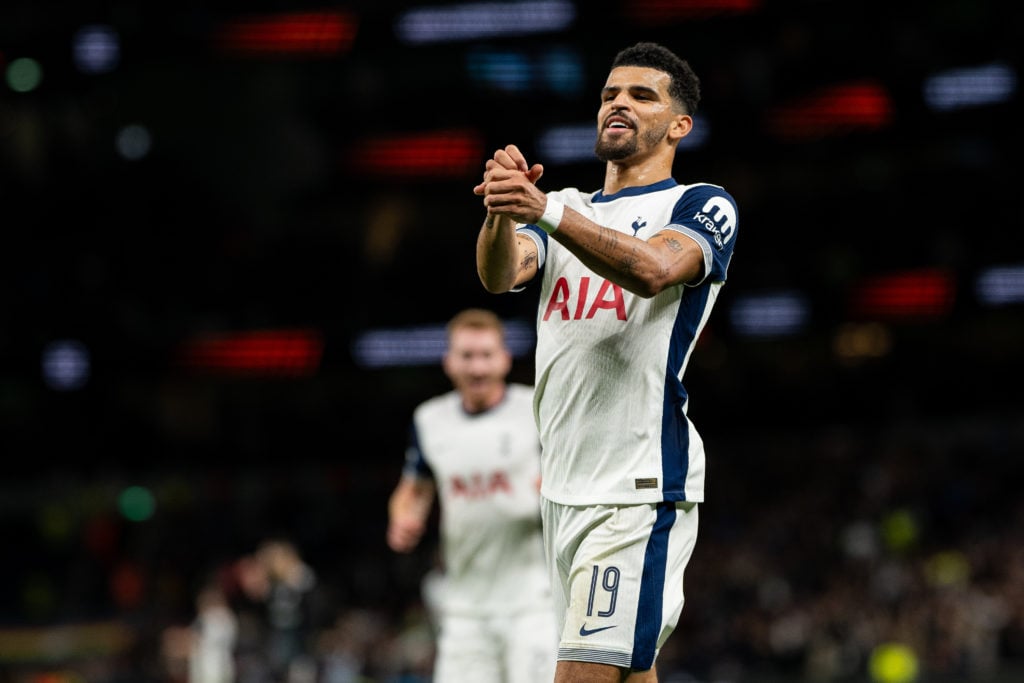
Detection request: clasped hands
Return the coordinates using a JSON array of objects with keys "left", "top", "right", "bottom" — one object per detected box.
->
[{"left": 473, "top": 144, "right": 548, "bottom": 226}]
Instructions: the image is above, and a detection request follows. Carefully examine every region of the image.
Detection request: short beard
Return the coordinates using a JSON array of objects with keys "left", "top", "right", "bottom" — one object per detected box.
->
[
  {"left": 595, "top": 134, "right": 637, "bottom": 162},
  {"left": 594, "top": 120, "right": 671, "bottom": 162}
]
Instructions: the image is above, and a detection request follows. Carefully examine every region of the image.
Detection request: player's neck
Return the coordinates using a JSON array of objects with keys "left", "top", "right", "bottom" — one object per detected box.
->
[
  {"left": 461, "top": 384, "right": 507, "bottom": 415},
  {"left": 603, "top": 154, "right": 674, "bottom": 195}
]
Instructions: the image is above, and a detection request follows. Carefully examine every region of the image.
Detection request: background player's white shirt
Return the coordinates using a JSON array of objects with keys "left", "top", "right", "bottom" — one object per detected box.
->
[
  {"left": 406, "top": 383, "right": 552, "bottom": 616},
  {"left": 518, "top": 179, "right": 739, "bottom": 505}
]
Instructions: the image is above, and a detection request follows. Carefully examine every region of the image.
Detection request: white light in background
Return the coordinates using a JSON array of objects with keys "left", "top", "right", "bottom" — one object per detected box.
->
[
  {"left": 923, "top": 62, "right": 1017, "bottom": 111},
  {"left": 42, "top": 340, "right": 91, "bottom": 391},
  {"left": 116, "top": 124, "right": 152, "bottom": 161},
  {"left": 72, "top": 24, "right": 120, "bottom": 74},
  {"left": 976, "top": 265, "right": 1024, "bottom": 305},
  {"left": 537, "top": 116, "right": 708, "bottom": 165},
  {"left": 729, "top": 291, "right": 810, "bottom": 337},
  {"left": 396, "top": 0, "right": 575, "bottom": 44},
  {"left": 536, "top": 124, "right": 596, "bottom": 164},
  {"left": 352, "top": 320, "right": 535, "bottom": 368}
]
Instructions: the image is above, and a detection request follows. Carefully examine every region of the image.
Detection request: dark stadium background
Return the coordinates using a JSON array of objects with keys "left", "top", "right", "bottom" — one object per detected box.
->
[{"left": 2, "top": 1, "right": 1023, "bottom": 681}]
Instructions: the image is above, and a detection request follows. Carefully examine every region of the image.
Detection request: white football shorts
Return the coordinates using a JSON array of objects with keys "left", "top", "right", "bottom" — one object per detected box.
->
[
  {"left": 541, "top": 498, "right": 699, "bottom": 671},
  {"left": 433, "top": 608, "right": 558, "bottom": 683}
]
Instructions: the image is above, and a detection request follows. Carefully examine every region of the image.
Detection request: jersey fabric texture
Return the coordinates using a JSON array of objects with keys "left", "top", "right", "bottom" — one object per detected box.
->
[
  {"left": 404, "top": 383, "right": 553, "bottom": 617},
  {"left": 518, "top": 179, "right": 739, "bottom": 505}
]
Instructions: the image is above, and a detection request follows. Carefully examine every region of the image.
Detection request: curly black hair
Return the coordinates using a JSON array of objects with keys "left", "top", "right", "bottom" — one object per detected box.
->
[{"left": 610, "top": 42, "right": 701, "bottom": 115}]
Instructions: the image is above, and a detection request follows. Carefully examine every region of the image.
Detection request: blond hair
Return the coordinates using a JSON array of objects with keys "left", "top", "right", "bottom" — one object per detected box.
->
[{"left": 446, "top": 308, "right": 505, "bottom": 343}]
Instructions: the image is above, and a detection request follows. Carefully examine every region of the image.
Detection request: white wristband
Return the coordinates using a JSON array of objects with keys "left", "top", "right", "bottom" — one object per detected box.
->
[{"left": 537, "top": 198, "right": 565, "bottom": 234}]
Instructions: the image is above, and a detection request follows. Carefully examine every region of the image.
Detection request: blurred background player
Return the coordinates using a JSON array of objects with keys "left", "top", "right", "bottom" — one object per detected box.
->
[
  {"left": 256, "top": 539, "right": 320, "bottom": 683},
  {"left": 189, "top": 583, "right": 239, "bottom": 683},
  {"left": 386, "top": 308, "right": 557, "bottom": 682}
]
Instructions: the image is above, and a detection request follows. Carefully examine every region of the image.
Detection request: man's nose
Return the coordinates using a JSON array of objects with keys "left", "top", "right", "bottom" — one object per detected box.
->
[{"left": 610, "top": 92, "right": 632, "bottom": 109}]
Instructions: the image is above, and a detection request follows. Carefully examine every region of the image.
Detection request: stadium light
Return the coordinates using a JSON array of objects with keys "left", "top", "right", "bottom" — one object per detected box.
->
[
  {"left": 975, "top": 265, "right": 1024, "bottom": 305},
  {"left": 537, "top": 116, "right": 708, "bottom": 165},
  {"left": 179, "top": 328, "right": 324, "bottom": 376},
  {"left": 6, "top": 57, "right": 43, "bottom": 92},
  {"left": 351, "top": 129, "right": 483, "bottom": 178},
  {"left": 924, "top": 62, "right": 1017, "bottom": 111},
  {"left": 41, "top": 340, "right": 91, "bottom": 391},
  {"left": 72, "top": 24, "right": 120, "bottom": 74},
  {"left": 352, "top": 320, "right": 535, "bottom": 368},
  {"left": 395, "top": 0, "right": 575, "bottom": 44},
  {"left": 850, "top": 268, "right": 954, "bottom": 320},
  {"left": 728, "top": 291, "right": 810, "bottom": 337},
  {"left": 466, "top": 46, "right": 584, "bottom": 96},
  {"left": 768, "top": 81, "right": 893, "bottom": 141},
  {"left": 216, "top": 11, "right": 358, "bottom": 56}
]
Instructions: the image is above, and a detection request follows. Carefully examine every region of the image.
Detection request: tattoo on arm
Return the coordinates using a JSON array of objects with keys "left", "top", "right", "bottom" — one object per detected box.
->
[
  {"left": 663, "top": 236, "right": 684, "bottom": 253},
  {"left": 592, "top": 228, "right": 640, "bottom": 274},
  {"left": 485, "top": 215, "right": 495, "bottom": 229},
  {"left": 592, "top": 228, "right": 620, "bottom": 260},
  {"left": 519, "top": 251, "right": 536, "bottom": 273},
  {"left": 620, "top": 243, "right": 641, "bottom": 273}
]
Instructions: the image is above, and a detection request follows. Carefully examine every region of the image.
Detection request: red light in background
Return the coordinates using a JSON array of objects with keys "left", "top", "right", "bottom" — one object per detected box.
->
[
  {"left": 352, "top": 129, "right": 484, "bottom": 178},
  {"left": 84, "top": 515, "right": 120, "bottom": 561},
  {"left": 851, "top": 269, "right": 955, "bottom": 320},
  {"left": 768, "top": 81, "right": 893, "bottom": 141},
  {"left": 110, "top": 562, "right": 146, "bottom": 610},
  {"left": 217, "top": 11, "right": 357, "bottom": 56},
  {"left": 626, "top": 0, "right": 761, "bottom": 22},
  {"left": 181, "top": 328, "right": 324, "bottom": 376}
]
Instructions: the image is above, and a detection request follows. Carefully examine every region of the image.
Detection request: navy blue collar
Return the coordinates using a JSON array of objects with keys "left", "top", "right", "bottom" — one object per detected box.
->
[{"left": 592, "top": 178, "right": 677, "bottom": 203}]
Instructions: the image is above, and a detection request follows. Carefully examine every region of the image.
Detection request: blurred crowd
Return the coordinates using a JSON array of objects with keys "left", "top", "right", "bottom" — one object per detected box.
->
[
  {"left": 659, "top": 419, "right": 1024, "bottom": 683},
  {"left": 157, "top": 540, "right": 438, "bottom": 683},
  {"left": 3, "top": 414, "right": 1023, "bottom": 683}
]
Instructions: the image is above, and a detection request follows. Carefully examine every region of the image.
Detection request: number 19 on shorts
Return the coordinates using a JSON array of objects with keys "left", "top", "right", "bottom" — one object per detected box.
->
[{"left": 587, "top": 565, "right": 619, "bottom": 617}]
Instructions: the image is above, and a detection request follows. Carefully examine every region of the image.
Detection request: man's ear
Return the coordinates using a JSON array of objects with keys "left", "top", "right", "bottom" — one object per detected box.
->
[{"left": 669, "top": 114, "right": 693, "bottom": 144}]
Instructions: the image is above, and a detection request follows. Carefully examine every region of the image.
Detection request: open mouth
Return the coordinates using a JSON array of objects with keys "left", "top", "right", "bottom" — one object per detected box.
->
[{"left": 604, "top": 115, "right": 634, "bottom": 131}]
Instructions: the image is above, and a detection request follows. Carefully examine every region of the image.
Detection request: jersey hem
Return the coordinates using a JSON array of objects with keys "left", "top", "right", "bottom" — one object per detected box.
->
[
  {"left": 557, "top": 647, "right": 632, "bottom": 668},
  {"left": 539, "top": 490, "right": 703, "bottom": 505}
]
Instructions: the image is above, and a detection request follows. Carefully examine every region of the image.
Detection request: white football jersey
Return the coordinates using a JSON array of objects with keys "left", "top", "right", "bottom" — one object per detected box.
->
[
  {"left": 518, "top": 179, "right": 738, "bottom": 505},
  {"left": 405, "top": 383, "right": 552, "bottom": 616}
]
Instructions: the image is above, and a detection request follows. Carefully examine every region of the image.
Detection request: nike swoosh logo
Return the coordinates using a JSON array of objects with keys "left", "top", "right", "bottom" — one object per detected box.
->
[{"left": 579, "top": 624, "right": 617, "bottom": 637}]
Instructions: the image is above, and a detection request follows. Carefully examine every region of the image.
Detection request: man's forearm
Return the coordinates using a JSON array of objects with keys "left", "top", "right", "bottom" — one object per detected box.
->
[
  {"left": 476, "top": 213, "right": 520, "bottom": 293},
  {"left": 551, "top": 206, "right": 701, "bottom": 298}
]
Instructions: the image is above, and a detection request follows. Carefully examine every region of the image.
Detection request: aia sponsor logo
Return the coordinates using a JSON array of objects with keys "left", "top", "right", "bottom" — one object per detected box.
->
[
  {"left": 449, "top": 470, "right": 512, "bottom": 499},
  {"left": 542, "top": 276, "right": 627, "bottom": 322}
]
